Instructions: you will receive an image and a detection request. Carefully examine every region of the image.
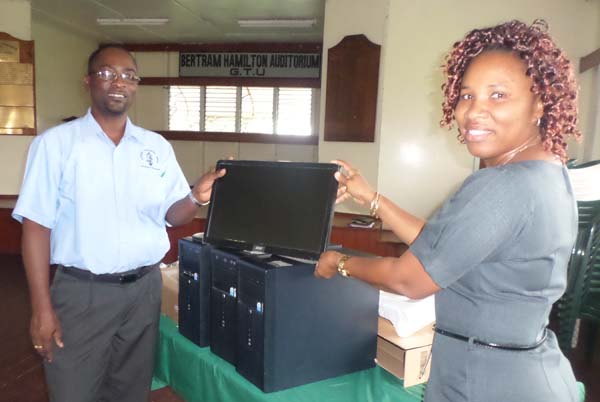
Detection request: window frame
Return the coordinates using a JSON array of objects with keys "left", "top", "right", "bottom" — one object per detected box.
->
[{"left": 143, "top": 78, "right": 319, "bottom": 145}]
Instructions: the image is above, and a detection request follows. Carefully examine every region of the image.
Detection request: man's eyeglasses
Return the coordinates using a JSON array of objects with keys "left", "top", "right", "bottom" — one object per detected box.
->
[{"left": 90, "top": 68, "right": 141, "bottom": 84}]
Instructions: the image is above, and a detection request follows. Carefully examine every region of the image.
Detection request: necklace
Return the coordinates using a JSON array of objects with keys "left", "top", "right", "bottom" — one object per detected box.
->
[{"left": 493, "top": 136, "right": 542, "bottom": 167}]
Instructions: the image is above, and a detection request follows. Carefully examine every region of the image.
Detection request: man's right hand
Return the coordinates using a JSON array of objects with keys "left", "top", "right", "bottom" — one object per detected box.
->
[
  {"left": 22, "top": 219, "right": 61, "bottom": 361},
  {"left": 191, "top": 166, "right": 227, "bottom": 205},
  {"left": 30, "top": 307, "right": 63, "bottom": 362}
]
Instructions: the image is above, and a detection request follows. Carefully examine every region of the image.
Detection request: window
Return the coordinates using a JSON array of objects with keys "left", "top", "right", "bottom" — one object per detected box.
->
[
  {"left": 168, "top": 86, "right": 201, "bottom": 131},
  {"left": 241, "top": 87, "right": 274, "bottom": 134},
  {"left": 277, "top": 88, "right": 313, "bottom": 136},
  {"left": 168, "top": 85, "right": 315, "bottom": 135},
  {"left": 205, "top": 86, "right": 238, "bottom": 132}
]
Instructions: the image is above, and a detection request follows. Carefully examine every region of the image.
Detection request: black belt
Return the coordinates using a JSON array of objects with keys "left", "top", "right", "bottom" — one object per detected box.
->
[
  {"left": 58, "top": 263, "right": 158, "bottom": 284},
  {"left": 434, "top": 326, "right": 547, "bottom": 351}
]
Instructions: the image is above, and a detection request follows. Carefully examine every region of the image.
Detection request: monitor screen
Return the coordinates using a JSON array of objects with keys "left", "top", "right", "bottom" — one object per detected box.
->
[{"left": 204, "top": 160, "right": 340, "bottom": 260}]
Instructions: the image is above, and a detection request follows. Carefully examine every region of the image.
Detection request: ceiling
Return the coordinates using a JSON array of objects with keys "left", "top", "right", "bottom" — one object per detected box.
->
[{"left": 31, "top": 0, "right": 325, "bottom": 44}]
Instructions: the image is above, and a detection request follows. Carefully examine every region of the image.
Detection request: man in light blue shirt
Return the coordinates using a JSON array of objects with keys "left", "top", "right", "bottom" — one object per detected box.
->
[{"left": 12, "top": 44, "right": 224, "bottom": 402}]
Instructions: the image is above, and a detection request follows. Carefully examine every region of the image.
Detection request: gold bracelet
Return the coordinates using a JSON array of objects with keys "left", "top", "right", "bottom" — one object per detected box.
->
[
  {"left": 336, "top": 254, "right": 351, "bottom": 277},
  {"left": 369, "top": 192, "right": 381, "bottom": 218}
]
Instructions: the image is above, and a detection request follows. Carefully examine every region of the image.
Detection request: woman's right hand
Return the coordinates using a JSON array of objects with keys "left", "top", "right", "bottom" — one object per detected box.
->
[{"left": 332, "top": 159, "right": 376, "bottom": 205}]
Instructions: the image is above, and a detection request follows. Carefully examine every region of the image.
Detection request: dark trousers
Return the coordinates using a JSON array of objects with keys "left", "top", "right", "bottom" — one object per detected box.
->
[{"left": 44, "top": 265, "right": 162, "bottom": 402}]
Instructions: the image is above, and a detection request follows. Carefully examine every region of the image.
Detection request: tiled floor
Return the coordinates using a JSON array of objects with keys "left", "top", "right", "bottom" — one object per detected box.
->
[{"left": 1, "top": 253, "right": 598, "bottom": 402}]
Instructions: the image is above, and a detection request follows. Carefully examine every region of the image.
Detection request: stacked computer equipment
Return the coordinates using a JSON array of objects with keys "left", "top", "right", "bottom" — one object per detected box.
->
[
  {"left": 209, "top": 248, "right": 240, "bottom": 364},
  {"left": 235, "top": 252, "right": 378, "bottom": 392},
  {"left": 178, "top": 236, "right": 212, "bottom": 347},
  {"left": 177, "top": 161, "right": 379, "bottom": 392}
]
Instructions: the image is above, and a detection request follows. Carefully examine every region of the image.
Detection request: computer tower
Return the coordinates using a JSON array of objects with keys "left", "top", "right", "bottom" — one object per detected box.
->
[
  {"left": 177, "top": 236, "right": 212, "bottom": 347},
  {"left": 235, "top": 253, "right": 379, "bottom": 392},
  {"left": 209, "top": 248, "right": 240, "bottom": 365}
]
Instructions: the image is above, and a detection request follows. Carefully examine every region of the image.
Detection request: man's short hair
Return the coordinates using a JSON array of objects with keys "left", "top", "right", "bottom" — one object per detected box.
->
[{"left": 87, "top": 44, "right": 137, "bottom": 74}]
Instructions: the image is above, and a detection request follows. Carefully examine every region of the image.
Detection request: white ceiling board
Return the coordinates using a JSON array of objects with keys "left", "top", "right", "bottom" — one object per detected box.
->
[
  {"left": 92, "top": 0, "right": 181, "bottom": 17},
  {"left": 30, "top": 0, "right": 325, "bottom": 43}
]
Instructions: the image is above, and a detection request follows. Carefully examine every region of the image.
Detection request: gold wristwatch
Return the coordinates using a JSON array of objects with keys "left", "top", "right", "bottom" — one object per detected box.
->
[{"left": 336, "top": 255, "right": 351, "bottom": 277}]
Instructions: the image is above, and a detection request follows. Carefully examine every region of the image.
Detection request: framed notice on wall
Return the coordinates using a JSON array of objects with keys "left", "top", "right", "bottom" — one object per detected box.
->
[
  {"left": 324, "top": 35, "right": 380, "bottom": 142},
  {"left": 0, "top": 32, "right": 35, "bottom": 135}
]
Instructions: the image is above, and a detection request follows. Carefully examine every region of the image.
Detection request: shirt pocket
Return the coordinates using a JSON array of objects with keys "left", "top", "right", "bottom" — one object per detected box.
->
[{"left": 134, "top": 159, "right": 169, "bottom": 222}]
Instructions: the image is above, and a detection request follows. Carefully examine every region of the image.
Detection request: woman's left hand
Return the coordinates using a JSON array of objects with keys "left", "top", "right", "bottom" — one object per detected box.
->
[
  {"left": 314, "top": 250, "right": 344, "bottom": 279},
  {"left": 332, "top": 159, "right": 376, "bottom": 205}
]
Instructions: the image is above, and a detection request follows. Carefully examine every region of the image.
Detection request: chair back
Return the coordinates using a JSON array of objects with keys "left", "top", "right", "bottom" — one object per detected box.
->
[
  {"left": 556, "top": 201, "right": 600, "bottom": 351},
  {"left": 555, "top": 160, "right": 600, "bottom": 352},
  {"left": 580, "top": 213, "right": 600, "bottom": 323}
]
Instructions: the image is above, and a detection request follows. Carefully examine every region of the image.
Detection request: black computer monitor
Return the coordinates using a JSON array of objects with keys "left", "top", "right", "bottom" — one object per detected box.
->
[{"left": 204, "top": 160, "right": 339, "bottom": 260}]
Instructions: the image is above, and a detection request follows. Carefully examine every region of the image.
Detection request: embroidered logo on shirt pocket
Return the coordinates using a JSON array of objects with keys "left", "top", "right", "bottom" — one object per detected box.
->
[{"left": 140, "top": 149, "right": 160, "bottom": 170}]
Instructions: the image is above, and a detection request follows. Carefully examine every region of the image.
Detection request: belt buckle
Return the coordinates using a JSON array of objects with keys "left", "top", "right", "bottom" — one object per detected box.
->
[{"left": 120, "top": 273, "right": 138, "bottom": 284}]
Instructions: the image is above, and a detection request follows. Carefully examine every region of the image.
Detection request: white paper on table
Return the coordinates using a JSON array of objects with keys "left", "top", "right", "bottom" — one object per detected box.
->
[{"left": 378, "top": 290, "right": 435, "bottom": 338}]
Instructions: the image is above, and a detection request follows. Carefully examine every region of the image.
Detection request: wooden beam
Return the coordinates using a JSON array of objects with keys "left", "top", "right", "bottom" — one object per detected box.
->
[
  {"left": 580, "top": 48, "right": 600, "bottom": 73},
  {"left": 140, "top": 76, "right": 320, "bottom": 88},
  {"left": 157, "top": 131, "right": 318, "bottom": 145},
  {"left": 121, "top": 42, "right": 322, "bottom": 53}
]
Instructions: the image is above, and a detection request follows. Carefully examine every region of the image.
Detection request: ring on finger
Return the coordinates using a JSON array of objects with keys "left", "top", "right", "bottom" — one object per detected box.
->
[{"left": 33, "top": 345, "right": 43, "bottom": 349}]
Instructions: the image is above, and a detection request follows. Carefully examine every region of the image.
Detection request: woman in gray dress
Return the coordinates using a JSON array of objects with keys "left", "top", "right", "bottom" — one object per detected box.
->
[{"left": 315, "top": 20, "right": 581, "bottom": 402}]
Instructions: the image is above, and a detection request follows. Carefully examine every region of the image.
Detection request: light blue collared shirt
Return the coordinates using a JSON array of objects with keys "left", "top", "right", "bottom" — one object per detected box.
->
[{"left": 13, "top": 109, "right": 191, "bottom": 274}]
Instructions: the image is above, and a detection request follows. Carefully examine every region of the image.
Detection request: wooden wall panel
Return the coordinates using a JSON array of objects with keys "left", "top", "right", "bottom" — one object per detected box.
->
[
  {"left": 0, "top": 209, "right": 206, "bottom": 262},
  {"left": 0, "top": 32, "right": 36, "bottom": 135},
  {"left": 330, "top": 226, "right": 406, "bottom": 257},
  {"left": 0, "top": 208, "right": 21, "bottom": 255},
  {"left": 324, "top": 35, "right": 380, "bottom": 142},
  {"left": 1, "top": 211, "right": 404, "bottom": 261},
  {"left": 164, "top": 218, "right": 205, "bottom": 264}
]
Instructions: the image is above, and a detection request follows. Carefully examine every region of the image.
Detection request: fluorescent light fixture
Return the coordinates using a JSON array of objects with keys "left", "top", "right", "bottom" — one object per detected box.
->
[
  {"left": 237, "top": 18, "right": 317, "bottom": 29},
  {"left": 96, "top": 18, "right": 169, "bottom": 26}
]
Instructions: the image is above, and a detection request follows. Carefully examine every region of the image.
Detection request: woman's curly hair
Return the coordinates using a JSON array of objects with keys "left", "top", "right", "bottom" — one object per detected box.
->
[{"left": 440, "top": 20, "right": 580, "bottom": 163}]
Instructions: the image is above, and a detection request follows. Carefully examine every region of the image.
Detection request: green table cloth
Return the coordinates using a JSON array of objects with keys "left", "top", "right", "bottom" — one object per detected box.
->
[{"left": 153, "top": 315, "right": 425, "bottom": 402}]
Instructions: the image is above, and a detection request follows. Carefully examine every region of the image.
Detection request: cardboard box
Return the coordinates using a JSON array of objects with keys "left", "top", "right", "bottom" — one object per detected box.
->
[
  {"left": 376, "top": 317, "right": 433, "bottom": 387},
  {"left": 160, "top": 262, "right": 179, "bottom": 324}
]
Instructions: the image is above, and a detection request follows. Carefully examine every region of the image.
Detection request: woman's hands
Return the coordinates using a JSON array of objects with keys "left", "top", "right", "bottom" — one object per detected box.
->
[
  {"left": 333, "top": 159, "right": 376, "bottom": 206},
  {"left": 314, "top": 250, "right": 345, "bottom": 279}
]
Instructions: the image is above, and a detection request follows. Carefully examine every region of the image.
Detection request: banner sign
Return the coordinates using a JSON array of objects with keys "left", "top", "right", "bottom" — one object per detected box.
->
[{"left": 179, "top": 52, "right": 321, "bottom": 78}]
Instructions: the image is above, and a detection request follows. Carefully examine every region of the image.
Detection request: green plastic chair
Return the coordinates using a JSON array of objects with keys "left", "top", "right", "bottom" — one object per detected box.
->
[
  {"left": 556, "top": 159, "right": 600, "bottom": 355},
  {"left": 570, "top": 159, "right": 600, "bottom": 169},
  {"left": 577, "top": 381, "right": 586, "bottom": 402},
  {"left": 578, "top": 210, "right": 600, "bottom": 358},
  {"left": 556, "top": 201, "right": 600, "bottom": 353},
  {"left": 566, "top": 158, "right": 579, "bottom": 169}
]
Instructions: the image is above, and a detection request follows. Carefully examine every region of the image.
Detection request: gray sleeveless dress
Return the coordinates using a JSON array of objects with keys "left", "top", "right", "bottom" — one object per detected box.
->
[{"left": 411, "top": 161, "right": 579, "bottom": 402}]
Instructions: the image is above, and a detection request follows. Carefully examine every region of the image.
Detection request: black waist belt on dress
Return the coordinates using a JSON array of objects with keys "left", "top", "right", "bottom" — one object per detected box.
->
[
  {"left": 434, "top": 326, "right": 547, "bottom": 351},
  {"left": 58, "top": 263, "right": 158, "bottom": 284}
]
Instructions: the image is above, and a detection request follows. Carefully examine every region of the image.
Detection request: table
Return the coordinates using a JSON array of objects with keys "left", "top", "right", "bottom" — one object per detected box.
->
[{"left": 153, "top": 316, "right": 425, "bottom": 402}]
